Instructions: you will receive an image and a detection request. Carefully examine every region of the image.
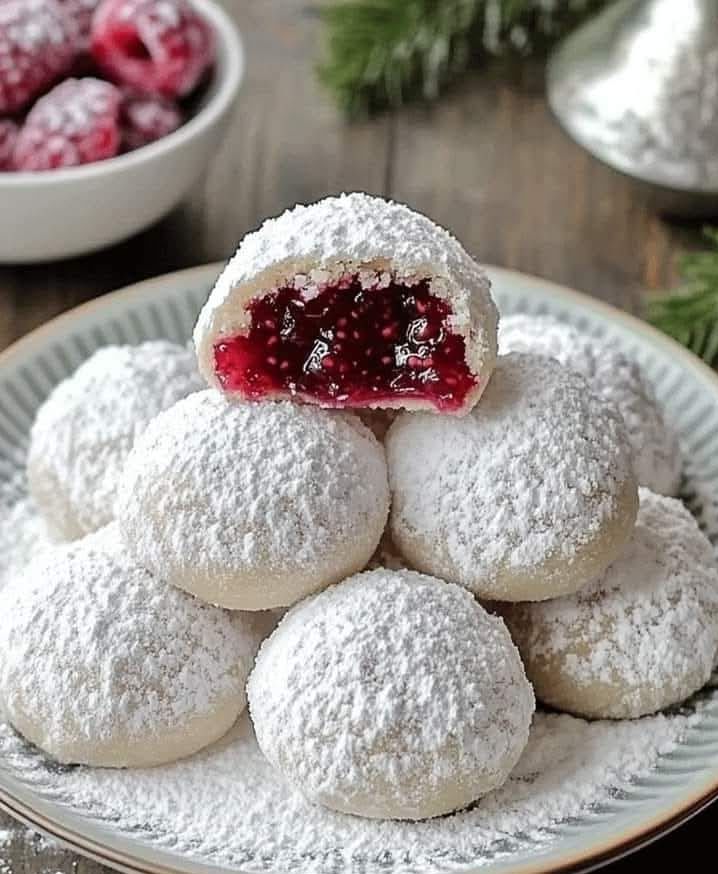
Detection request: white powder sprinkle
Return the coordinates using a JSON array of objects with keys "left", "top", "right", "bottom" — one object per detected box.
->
[
  {"left": 0, "top": 706, "right": 698, "bottom": 872},
  {"left": 499, "top": 315, "right": 682, "bottom": 496},
  {"left": 27, "top": 341, "right": 204, "bottom": 541},
  {"left": 0, "top": 489, "right": 50, "bottom": 590},
  {"left": 504, "top": 489, "right": 718, "bottom": 718},
  {"left": 117, "top": 392, "right": 389, "bottom": 610},
  {"left": 193, "top": 193, "right": 499, "bottom": 411},
  {"left": 0, "top": 526, "right": 259, "bottom": 767},
  {"left": 248, "top": 570, "right": 534, "bottom": 821},
  {"left": 0, "top": 0, "right": 70, "bottom": 52},
  {"left": 0, "top": 822, "right": 59, "bottom": 854},
  {"left": 387, "top": 353, "right": 636, "bottom": 600},
  {"left": 0, "top": 471, "right": 707, "bottom": 871}
]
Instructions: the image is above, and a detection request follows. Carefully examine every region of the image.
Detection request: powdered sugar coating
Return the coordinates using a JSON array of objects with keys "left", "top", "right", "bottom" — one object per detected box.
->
[
  {"left": 0, "top": 493, "right": 701, "bottom": 869},
  {"left": 27, "top": 341, "right": 204, "bottom": 541},
  {"left": 502, "top": 489, "right": 718, "bottom": 719},
  {"left": 13, "top": 77, "right": 122, "bottom": 171},
  {"left": 194, "top": 193, "right": 498, "bottom": 413},
  {"left": 91, "top": 0, "right": 215, "bottom": 99},
  {"left": 57, "top": 0, "right": 100, "bottom": 50},
  {"left": 120, "top": 90, "right": 183, "bottom": 150},
  {"left": 0, "top": 525, "right": 259, "bottom": 767},
  {"left": 0, "top": 0, "right": 77, "bottom": 115},
  {"left": 117, "top": 391, "right": 390, "bottom": 610},
  {"left": 248, "top": 568, "right": 534, "bottom": 820},
  {"left": 499, "top": 315, "right": 682, "bottom": 495},
  {"left": 0, "top": 480, "right": 50, "bottom": 593},
  {"left": 0, "top": 709, "right": 695, "bottom": 871},
  {"left": 387, "top": 353, "right": 639, "bottom": 601}
]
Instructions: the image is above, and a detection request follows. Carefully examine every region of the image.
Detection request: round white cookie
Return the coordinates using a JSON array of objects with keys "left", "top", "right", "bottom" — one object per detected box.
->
[
  {"left": 194, "top": 193, "right": 498, "bottom": 416},
  {"left": 28, "top": 341, "right": 204, "bottom": 541},
  {"left": 502, "top": 489, "right": 718, "bottom": 719},
  {"left": 117, "top": 391, "right": 390, "bottom": 610},
  {"left": 248, "top": 568, "right": 534, "bottom": 820},
  {"left": 386, "top": 353, "right": 639, "bottom": 601},
  {"left": 0, "top": 526, "right": 259, "bottom": 767},
  {"left": 499, "top": 315, "right": 682, "bottom": 495}
]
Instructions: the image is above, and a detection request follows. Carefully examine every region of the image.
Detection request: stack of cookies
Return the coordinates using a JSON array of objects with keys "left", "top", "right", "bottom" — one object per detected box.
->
[{"left": 1, "top": 194, "right": 715, "bottom": 824}]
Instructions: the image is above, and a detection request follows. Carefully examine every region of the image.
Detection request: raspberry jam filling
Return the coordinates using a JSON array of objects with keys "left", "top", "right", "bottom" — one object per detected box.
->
[{"left": 213, "top": 274, "right": 477, "bottom": 411}]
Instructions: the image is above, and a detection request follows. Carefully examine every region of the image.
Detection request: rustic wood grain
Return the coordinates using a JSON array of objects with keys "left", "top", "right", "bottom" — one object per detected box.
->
[{"left": 0, "top": 1, "right": 713, "bottom": 871}]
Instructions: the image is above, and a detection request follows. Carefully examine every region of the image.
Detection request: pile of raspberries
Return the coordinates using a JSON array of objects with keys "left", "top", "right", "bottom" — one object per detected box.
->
[{"left": 0, "top": 0, "right": 215, "bottom": 171}]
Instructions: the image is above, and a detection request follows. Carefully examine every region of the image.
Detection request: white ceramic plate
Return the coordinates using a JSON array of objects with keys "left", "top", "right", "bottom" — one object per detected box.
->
[{"left": 0, "top": 264, "right": 717, "bottom": 874}]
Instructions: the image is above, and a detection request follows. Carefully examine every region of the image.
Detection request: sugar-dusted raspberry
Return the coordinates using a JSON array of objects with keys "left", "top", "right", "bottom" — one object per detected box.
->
[
  {"left": 58, "top": 0, "right": 100, "bottom": 51},
  {"left": 0, "top": 0, "right": 79, "bottom": 114},
  {"left": 91, "top": 0, "right": 215, "bottom": 99},
  {"left": 0, "top": 119, "right": 19, "bottom": 170},
  {"left": 13, "top": 77, "right": 121, "bottom": 170},
  {"left": 121, "top": 90, "right": 182, "bottom": 150}
]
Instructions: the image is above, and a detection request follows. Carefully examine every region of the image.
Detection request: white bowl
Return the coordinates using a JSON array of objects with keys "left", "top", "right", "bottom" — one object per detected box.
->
[{"left": 0, "top": 0, "right": 243, "bottom": 264}]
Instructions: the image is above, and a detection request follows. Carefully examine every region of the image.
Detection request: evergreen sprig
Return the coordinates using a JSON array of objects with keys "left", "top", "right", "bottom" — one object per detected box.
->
[
  {"left": 648, "top": 229, "right": 718, "bottom": 368},
  {"left": 318, "top": 0, "right": 610, "bottom": 117}
]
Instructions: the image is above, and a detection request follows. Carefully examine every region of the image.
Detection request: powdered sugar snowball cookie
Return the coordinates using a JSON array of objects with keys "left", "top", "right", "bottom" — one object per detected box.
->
[
  {"left": 499, "top": 315, "right": 682, "bottom": 496},
  {"left": 194, "top": 193, "right": 498, "bottom": 416},
  {"left": 501, "top": 489, "right": 718, "bottom": 719},
  {"left": 248, "top": 568, "right": 534, "bottom": 820},
  {"left": 386, "top": 353, "right": 639, "bottom": 602},
  {"left": 27, "top": 341, "right": 204, "bottom": 541},
  {"left": 117, "top": 390, "right": 390, "bottom": 610},
  {"left": 0, "top": 526, "right": 260, "bottom": 767}
]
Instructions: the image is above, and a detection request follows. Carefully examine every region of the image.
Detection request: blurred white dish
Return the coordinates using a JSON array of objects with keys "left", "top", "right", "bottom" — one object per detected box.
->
[{"left": 0, "top": 0, "right": 243, "bottom": 264}]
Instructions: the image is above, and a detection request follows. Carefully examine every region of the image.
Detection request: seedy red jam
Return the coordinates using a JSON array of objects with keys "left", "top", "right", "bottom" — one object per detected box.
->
[{"left": 213, "top": 276, "right": 477, "bottom": 411}]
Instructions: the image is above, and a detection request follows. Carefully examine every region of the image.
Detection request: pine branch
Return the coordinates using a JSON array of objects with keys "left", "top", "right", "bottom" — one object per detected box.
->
[
  {"left": 318, "top": 0, "right": 480, "bottom": 117},
  {"left": 648, "top": 229, "right": 718, "bottom": 368},
  {"left": 317, "top": 0, "right": 610, "bottom": 117}
]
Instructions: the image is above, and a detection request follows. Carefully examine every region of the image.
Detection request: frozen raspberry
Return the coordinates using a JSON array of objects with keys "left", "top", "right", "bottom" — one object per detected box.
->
[
  {"left": 0, "top": 0, "right": 79, "bottom": 114},
  {"left": 121, "top": 91, "right": 182, "bottom": 150},
  {"left": 91, "top": 0, "right": 215, "bottom": 98},
  {"left": 13, "top": 77, "right": 121, "bottom": 170},
  {"left": 0, "top": 119, "right": 19, "bottom": 170},
  {"left": 58, "top": 0, "right": 100, "bottom": 52}
]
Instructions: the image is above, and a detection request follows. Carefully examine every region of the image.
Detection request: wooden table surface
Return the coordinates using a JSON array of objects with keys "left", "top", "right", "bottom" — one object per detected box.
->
[{"left": 0, "top": 1, "right": 714, "bottom": 871}]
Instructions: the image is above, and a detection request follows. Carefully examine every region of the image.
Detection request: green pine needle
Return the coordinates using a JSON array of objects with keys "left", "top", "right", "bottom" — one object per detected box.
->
[
  {"left": 318, "top": 0, "right": 481, "bottom": 117},
  {"left": 318, "top": 0, "right": 610, "bottom": 117},
  {"left": 648, "top": 229, "right": 718, "bottom": 368}
]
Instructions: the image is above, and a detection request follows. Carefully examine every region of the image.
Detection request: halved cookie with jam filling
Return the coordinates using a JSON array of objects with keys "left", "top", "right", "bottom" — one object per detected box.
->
[{"left": 194, "top": 193, "right": 498, "bottom": 415}]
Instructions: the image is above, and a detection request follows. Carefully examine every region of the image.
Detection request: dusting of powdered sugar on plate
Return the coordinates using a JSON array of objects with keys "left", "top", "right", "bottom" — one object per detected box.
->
[
  {"left": 0, "top": 703, "right": 699, "bottom": 873},
  {"left": 0, "top": 483, "right": 705, "bottom": 873}
]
